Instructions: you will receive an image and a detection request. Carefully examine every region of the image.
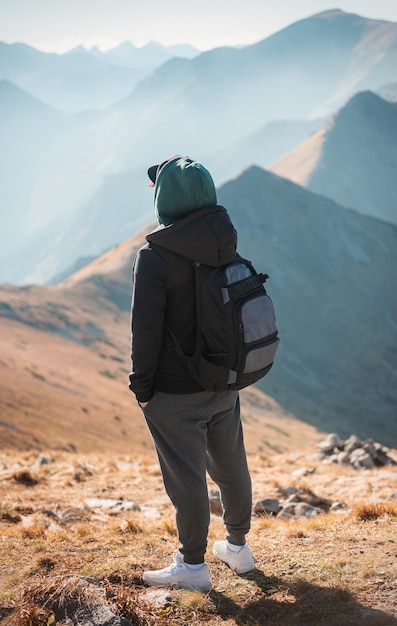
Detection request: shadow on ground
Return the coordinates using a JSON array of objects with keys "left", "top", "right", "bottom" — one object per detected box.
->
[{"left": 209, "top": 569, "right": 397, "bottom": 626}]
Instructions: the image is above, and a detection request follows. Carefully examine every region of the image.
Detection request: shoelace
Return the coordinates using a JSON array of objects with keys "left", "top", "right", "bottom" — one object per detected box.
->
[{"left": 167, "top": 553, "right": 184, "bottom": 573}]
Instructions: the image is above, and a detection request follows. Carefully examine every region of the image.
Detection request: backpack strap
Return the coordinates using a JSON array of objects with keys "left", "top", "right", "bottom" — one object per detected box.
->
[
  {"left": 227, "top": 273, "right": 268, "bottom": 299},
  {"left": 165, "top": 260, "right": 202, "bottom": 365}
]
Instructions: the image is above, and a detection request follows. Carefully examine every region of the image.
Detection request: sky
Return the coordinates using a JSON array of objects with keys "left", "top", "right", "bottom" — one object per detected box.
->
[{"left": 0, "top": 0, "right": 397, "bottom": 52}]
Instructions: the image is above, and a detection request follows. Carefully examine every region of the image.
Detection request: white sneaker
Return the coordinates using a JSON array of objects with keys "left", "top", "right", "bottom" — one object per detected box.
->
[
  {"left": 213, "top": 540, "right": 255, "bottom": 573},
  {"left": 142, "top": 553, "right": 212, "bottom": 592}
]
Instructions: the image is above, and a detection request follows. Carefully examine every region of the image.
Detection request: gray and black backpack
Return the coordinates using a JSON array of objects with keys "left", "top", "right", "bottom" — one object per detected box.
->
[{"left": 169, "top": 253, "right": 279, "bottom": 392}]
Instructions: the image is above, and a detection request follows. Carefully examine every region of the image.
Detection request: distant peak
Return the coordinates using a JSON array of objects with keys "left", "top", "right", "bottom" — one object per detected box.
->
[
  {"left": 344, "top": 90, "right": 388, "bottom": 109},
  {"left": 314, "top": 9, "right": 346, "bottom": 17},
  {"left": 110, "top": 41, "right": 137, "bottom": 51},
  {"left": 66, "top": 44, "right": 88, "bottom": 54},
  {"left": 310, "top": 9, "right": 364, "bottom": 21}
]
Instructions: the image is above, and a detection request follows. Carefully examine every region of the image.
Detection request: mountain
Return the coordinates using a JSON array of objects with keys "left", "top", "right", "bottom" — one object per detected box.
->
[
  {"left": 0, "top": 228, "right": 322, "bottom": 454},
  {"left": 217, "top": 167, "right": 397, "bottom": 445},
  {"left": 27, "top": 167, "right": 154, "bottom": 286},
  {"left": 38, "top": 113, "right": 323, "bottom": 284},
  {"left": 89, "top": 41, "right": 199, "bottom": 70},
  {"left": 2, "top": 10, "right": 397, "bottom": 285},
  {"left": 0, "top": 80, "right": 107, "bottom": 283},
  {"left": 0, "top": 40, "right": 200, "bottom": 113},
  {"left": 269, "top": 91, "right": 397, "bottom": 225},
  {"left": 0, "top": 81, "right": 70, "bottom": 279},
  {"left": 0, "top": 75, "right": 155, "bottom": 284},
  {"left": 111, "top": 9, "right": 397, "bottom": 157},
  {"left": 204, "top": 118, "right": 326, "bottom": 185}
]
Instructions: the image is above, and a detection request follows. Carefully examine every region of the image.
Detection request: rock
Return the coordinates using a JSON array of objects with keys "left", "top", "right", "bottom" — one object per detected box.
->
[
  {"left": 63, "top": 603, "right": 132, "bottom": 625},
  {"left": 349, "top": 449, "right": 375, "bottom": 470},
  {"left": 336, "top": 451, "right": 350, "bottom": 465},
  {"left": 277, "top": 504, "right": 296, "bottom": 519},
  {"left": 42, "top": 507, "right": 90, "bottom": 525},
  {"left": 317, "top": 434, "right": 396, "bottom": 470},
  {"left": 344, "top": 434, "right": 362, "bottom": 453},
  {"left": 44, "top": 577, "right": 133, "bottom": 626},
  {"left": 295, "top": 491, "right": 331, "bottom": 510},
  {"left": 1, "top": 511, "right": 22, "bottom": 523},
  {"left": 209, "top": 489, "right": 223, "bottom": 516},
  {"left": 317, "top": 433, "right": 344, "bottom": 454},
  {"left": 85, "top": 498, "right": 140, "bottom": 512},
  {"left": 276, "top": 486, "right": 299, "bottom": 497},
  {"left": 284, "top": 494, "right": 300, "bottom": 505},
  {"left": 293, "top": 502, "right": 319, "bottom": 517},
  {"left": 254, "top": 489, "right": 341, "bottom": 519},
  {"left": 141, "top": 589, "right": 173, "bottom": 608},
  {"left": 31, "top": 454, "right": 53, "bottom": 470},
  {"left": 363, "top": 443, "right": 378, "bottom": 459},
  {"left": 291, "top": 467, "right": 314, "bottom": 477},
  {"left": 330, "top": 501, "right": 348, "bottom": 512},
  {"left": 254, "top": 498, "right": 281, "bottom": 516}
]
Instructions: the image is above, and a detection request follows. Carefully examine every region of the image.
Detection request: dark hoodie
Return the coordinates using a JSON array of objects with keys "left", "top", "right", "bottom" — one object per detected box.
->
[{"left": 129, "top": 161, "right": 237, "bottom": 402}]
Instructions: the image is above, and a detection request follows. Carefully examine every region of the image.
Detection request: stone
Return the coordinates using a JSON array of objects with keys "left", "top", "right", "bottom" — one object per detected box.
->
[
  {"left": 292, "top": 467, "right": 314, "bottom": 477},
  {"left": 85, "top": 498, "right": 140, "bottom": 512},
  {"left": 277, "top": 504, "right": 296, "bottom": 518},
  {"left": 330, "top": 501, "right": 348, "bottom": 512},
  {"left": 254, "top": 498, "right": 281, "bottom": 516},
  {"left": 296, "top": 491, "right": 331, "bottom": 510},
  {"left": 141, "top": 589, "right": 173, "bottom": 608},
  {"left": 336, "top": 451, "right": 350, "bottom": 465},
  {"left": 317, "top": 433, "right": 344, "bottom": 454},
  {"left": 284, "top": 494, "right": 300, "bottom": 505},
  {"left": 64, "top": 603, "right": 132, "bottom": 625},
  {"left": 276, "top": 486, "right": 299, "bottom": 497},
  {"left": 344, "top": 434, "right": 362, "bottom": 453},
  {"left": 349, "top": 449, "right": 375, "bottom": 470},
  {"left": 31, "top": 454, "right": 53, "bottom": 470},
  {"left": 209, "top": 489, "right": 223, "bottom": 516},
  {"left": 294, "top": 502, "right": 318, "bottom": 517},
  {"left": 317, "top": 434, "right": 396, "bottom": 470},
  {"left": 255, "top": 487, "right": 342, "bottom": 519}
]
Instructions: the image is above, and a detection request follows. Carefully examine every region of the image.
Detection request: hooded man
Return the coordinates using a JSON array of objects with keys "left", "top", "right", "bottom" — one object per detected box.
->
[{"left": 129, "top": 155, "right": 254, "bottom": 592}]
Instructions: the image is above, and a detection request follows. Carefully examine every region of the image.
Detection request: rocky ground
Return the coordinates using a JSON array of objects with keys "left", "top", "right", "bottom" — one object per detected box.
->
[{"left": 1, "top": 438, "right": 397, "bottom": 625}]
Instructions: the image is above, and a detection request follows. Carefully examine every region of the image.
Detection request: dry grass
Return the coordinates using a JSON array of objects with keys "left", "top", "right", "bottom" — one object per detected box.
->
[
  {"left": 353, "top": 501, "right": 397, "bottom": 521},
  {"left": 1, "top": 450, "right": 397, "bottom": 625}
]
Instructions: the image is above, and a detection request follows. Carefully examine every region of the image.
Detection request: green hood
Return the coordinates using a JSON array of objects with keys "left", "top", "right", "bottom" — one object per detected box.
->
[{"left": 154, "top": 156, "right": 217, "bottom": 225}]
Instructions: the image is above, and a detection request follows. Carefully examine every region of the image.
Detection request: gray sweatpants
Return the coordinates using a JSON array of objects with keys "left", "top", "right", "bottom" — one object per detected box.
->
[{"left": 142, "top": 390, "right": 252, "bottom": 564}]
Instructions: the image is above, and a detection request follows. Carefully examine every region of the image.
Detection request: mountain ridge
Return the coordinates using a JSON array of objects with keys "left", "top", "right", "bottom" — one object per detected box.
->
[
  {"left": 269, "top": 91, "right": 397, "bottom": 224},
  {"left": 217, "top": 166, "right": 397, "bottom": 445}
]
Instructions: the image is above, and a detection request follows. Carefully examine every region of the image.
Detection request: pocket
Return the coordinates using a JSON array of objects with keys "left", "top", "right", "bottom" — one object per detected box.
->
[
  {"left": 139, "top": 391, "right": 157, "bottom": 414},
  {"left": 243, "top": 338, "right": 279, "bottom": 374}
]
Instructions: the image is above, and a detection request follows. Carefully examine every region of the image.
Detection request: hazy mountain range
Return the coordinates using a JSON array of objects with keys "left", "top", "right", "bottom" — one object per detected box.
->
[
  {"left": 0, "top": 40, "right": 199, "bottom": 112},
  {"left": 1, "top": 9, "right": 397, "bottom": 285},
  {"left": 1, "top": 9, "right": 397, "bottom": 448}
]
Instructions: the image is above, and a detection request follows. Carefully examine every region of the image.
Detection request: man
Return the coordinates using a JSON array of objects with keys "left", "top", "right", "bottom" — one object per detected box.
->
[{"left": 129, "top": 155, "right": 254, "bottom": 592}]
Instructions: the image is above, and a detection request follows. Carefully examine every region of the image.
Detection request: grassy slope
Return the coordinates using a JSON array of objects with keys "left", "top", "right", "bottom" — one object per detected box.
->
[{"left": 0, "top": 258, "right": 323, "bottom": 456}]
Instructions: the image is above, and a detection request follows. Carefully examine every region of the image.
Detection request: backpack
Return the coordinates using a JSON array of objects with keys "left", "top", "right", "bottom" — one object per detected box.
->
[{"left": 168, "top": 253, "right": 279, "bottom": 392}]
